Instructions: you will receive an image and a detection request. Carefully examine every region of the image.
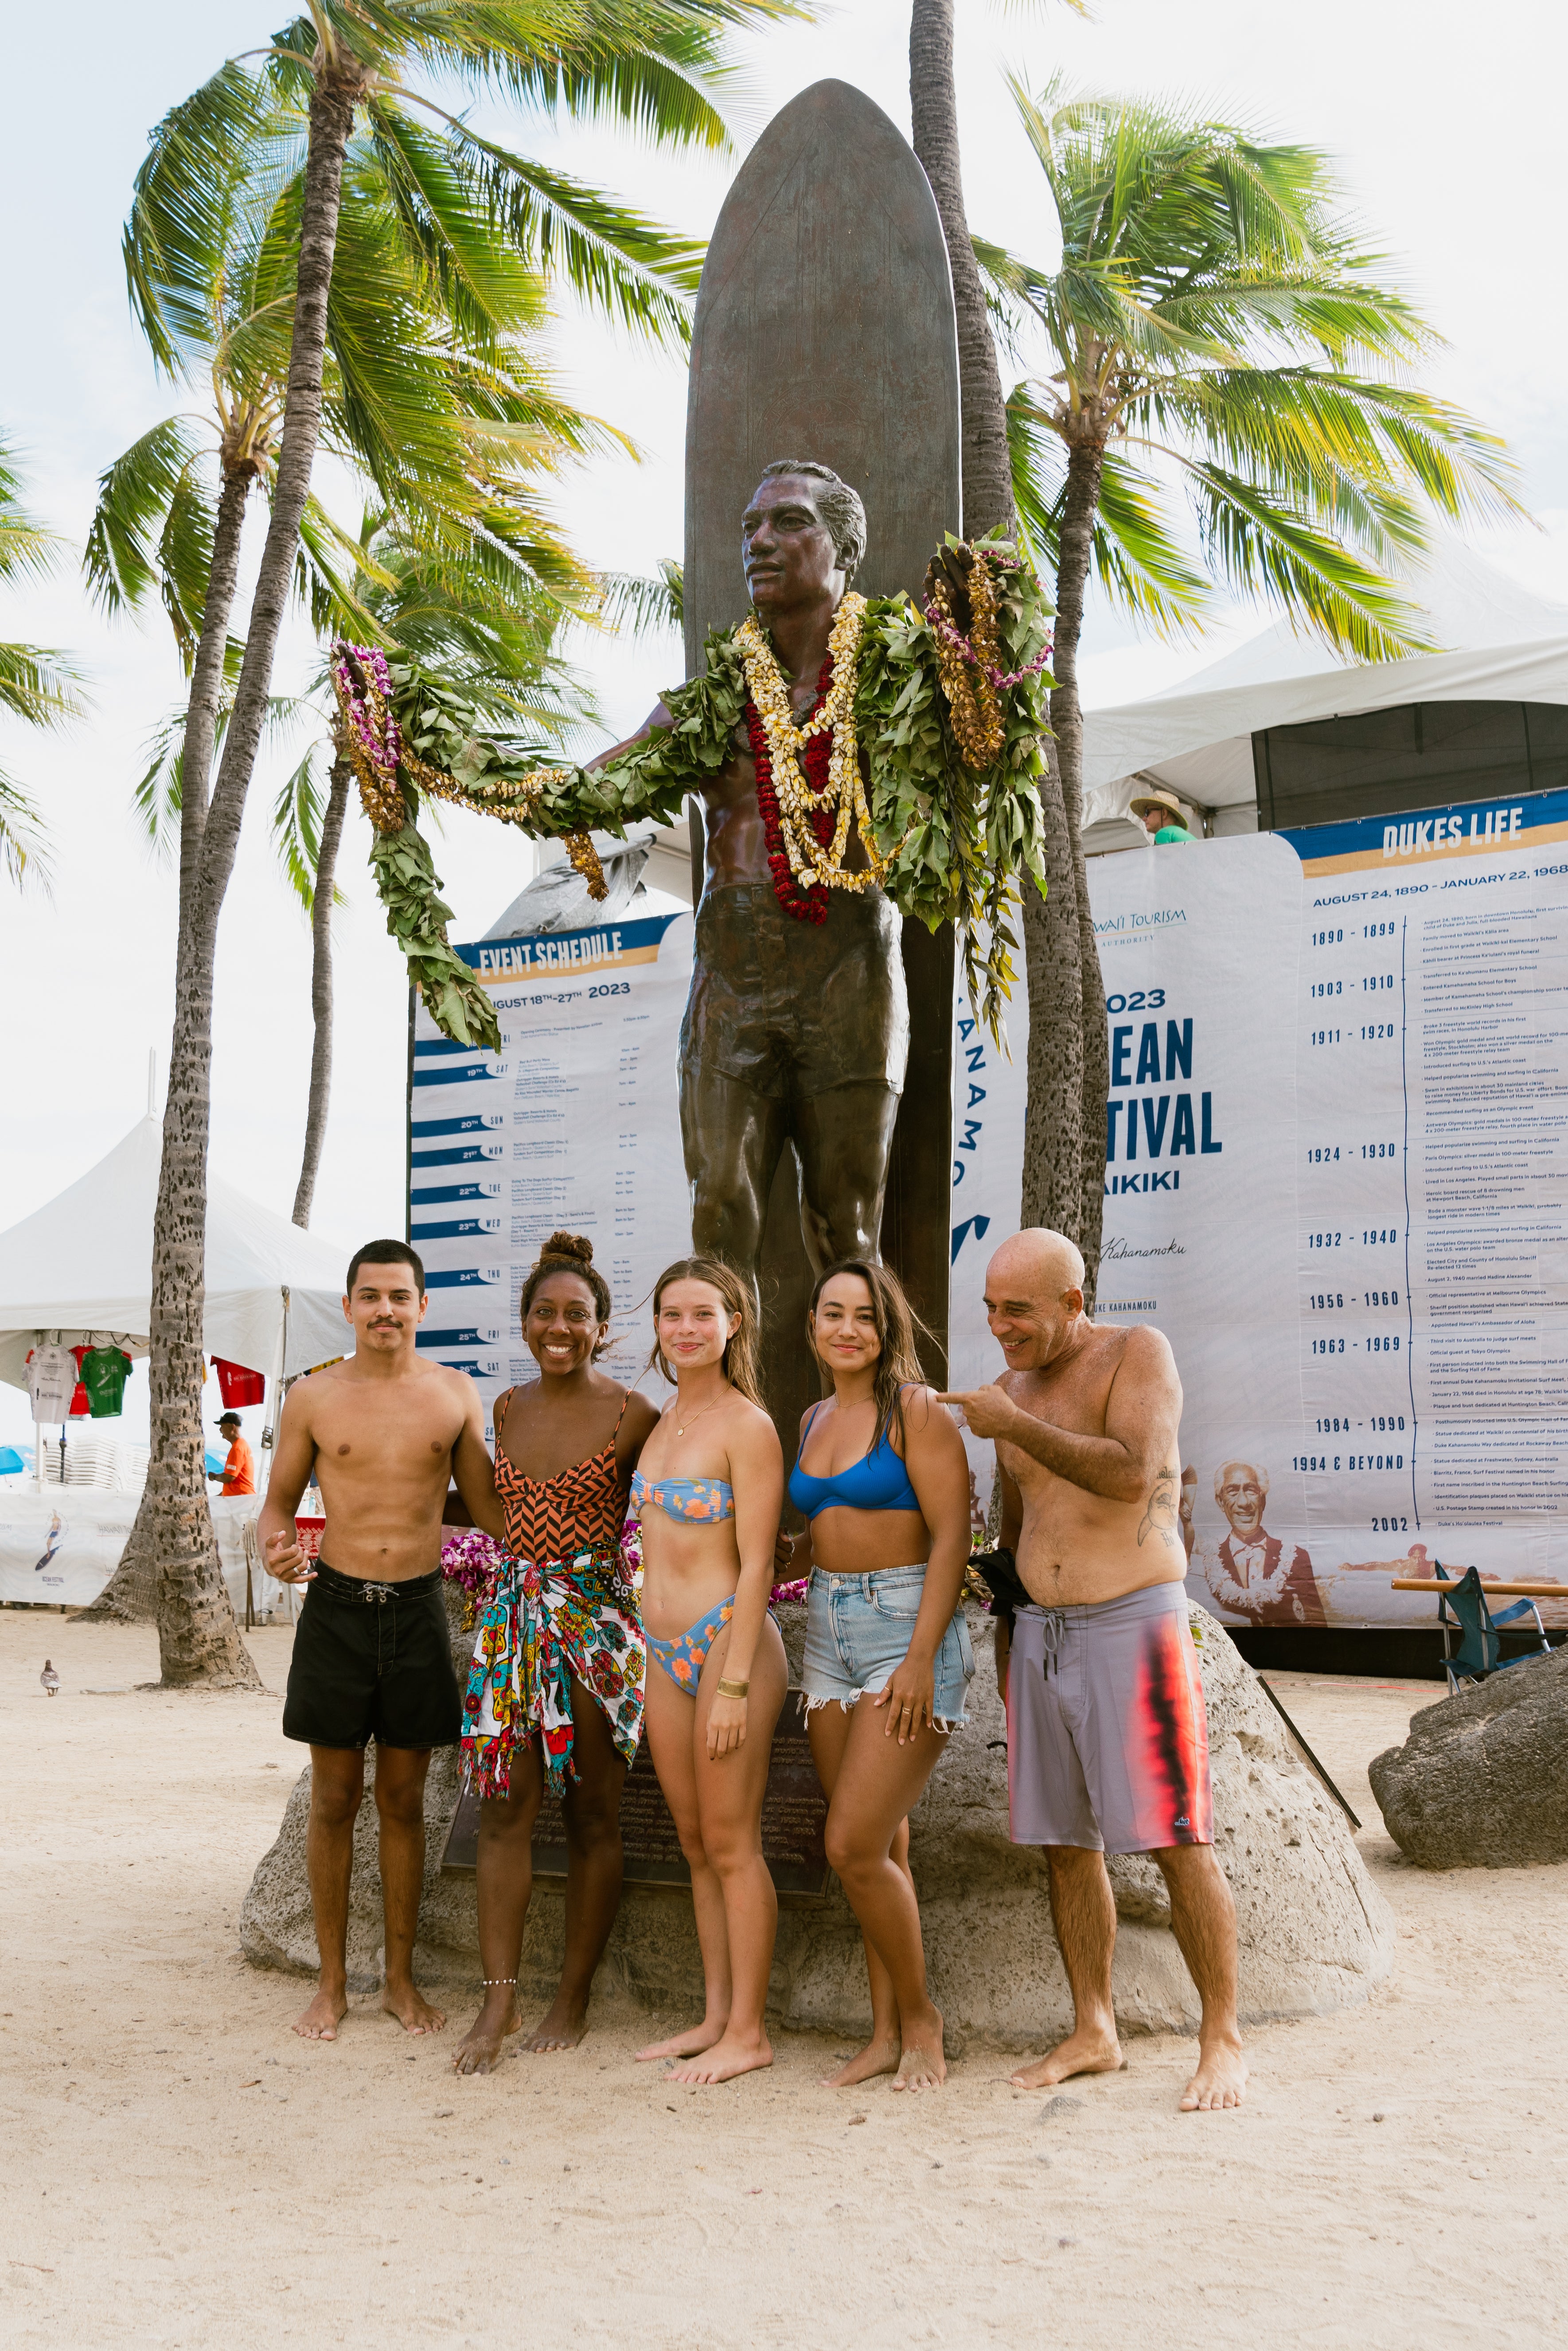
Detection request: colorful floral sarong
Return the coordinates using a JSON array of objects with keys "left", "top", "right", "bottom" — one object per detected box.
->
[{"left": 461, "top": 1546, "right": 644, "bottom": 1799}]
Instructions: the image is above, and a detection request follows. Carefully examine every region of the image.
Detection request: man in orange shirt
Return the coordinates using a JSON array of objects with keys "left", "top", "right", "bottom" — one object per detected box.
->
[{"left": 210, "top": 1411, "right": 256, "bottom": 1497}]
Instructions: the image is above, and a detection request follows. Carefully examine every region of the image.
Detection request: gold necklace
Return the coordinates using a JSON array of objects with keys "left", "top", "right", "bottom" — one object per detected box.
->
[{"left": 674, "top": 1395, "right": 724, "bottom": 1439}]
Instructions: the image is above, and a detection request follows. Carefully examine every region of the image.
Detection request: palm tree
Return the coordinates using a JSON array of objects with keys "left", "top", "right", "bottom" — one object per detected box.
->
[
  {"left": 987, "top": 85, "right": 1520, "bottom": 691},
  {"left": 908, "top": 0, "right": 1108, "bottom": 1291},
  {"left": 983, "top": 93, "right": 1522, "bottom": 1261},
  {"left": 91, "top": 7, "right": 775, "bottom": 1677},
  {"left": 0, "top": 437, "right": 86, "bottom": 885}
]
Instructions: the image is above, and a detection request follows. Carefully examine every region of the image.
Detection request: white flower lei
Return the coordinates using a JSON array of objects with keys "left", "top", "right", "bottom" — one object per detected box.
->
[
  {"left": 736, "top": 592, "right": 892, "bottom": 893},
  {"left": 1217, "top": 1535, "right": 1296, "bottom": 1609}
]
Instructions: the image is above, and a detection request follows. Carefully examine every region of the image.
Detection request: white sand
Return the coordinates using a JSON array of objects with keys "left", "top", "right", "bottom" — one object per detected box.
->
[{"left": 2, "top": 1613, "right": 1565, "bottom": 2350}]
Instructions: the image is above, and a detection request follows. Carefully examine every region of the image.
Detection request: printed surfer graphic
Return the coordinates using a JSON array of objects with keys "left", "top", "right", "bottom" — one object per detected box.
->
[{"left": 35, "top": 1511, "right": 64, "bottom": 1575}]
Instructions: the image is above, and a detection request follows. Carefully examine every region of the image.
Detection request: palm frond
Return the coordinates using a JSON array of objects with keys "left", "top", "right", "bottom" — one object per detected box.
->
[
  {"left": 0, "top": 765, "right": 49, "bottom": 890},
  {"left": 272, "top": 738, "right": 333, "bottom": 912},
  {"left": 994, "top": 74, "right": 1524, "bottom": 658},
  {"left": 83, "top": 416, "right": 209, "bottom": 623},
  {"left": 360, "top": 107, "right": 549, "bottom": 356},
  {"left": 122, "top": 59, "right": 290, "bottom": 379},
  {"left": 595, "top": 558, "right": 683, "bottom": 638},
  {"left": 392, "top": 2, "right": 808, "bottom": 148},
  {"left": 446, "top": 124, "right": 702, "bottom": 347},
  {"left": 1182, "top": 456, "right": 1436, "bottom": 660},
  {"left": 0, "top": 434, "right": 69, "bottom": 587},
  {"left": 0, "top": 642, "right": 87, "bottom": 731}
]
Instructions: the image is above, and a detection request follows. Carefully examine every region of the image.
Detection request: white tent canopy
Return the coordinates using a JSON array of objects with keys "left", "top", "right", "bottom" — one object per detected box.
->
[
  {"left": 1081, "top": 540, "right": 1568, "bottom": 832},
  {"left": 0, "top": 1116, "right": 352, "bottom": 1391}
]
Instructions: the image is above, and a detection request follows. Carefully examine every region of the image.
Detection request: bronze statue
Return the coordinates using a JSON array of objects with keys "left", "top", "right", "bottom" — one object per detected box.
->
[{"left": 595, "top": 461, "right": 908, "bottom": 1292}]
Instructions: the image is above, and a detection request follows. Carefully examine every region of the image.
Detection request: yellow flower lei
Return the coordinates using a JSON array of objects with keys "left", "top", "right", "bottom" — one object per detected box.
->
[{"left": 735, "top": 593, "right": 891, "bottom": 894}]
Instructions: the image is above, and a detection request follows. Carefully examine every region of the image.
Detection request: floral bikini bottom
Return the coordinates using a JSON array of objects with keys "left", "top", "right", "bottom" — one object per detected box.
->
[{"left": 644, "top": 1593, "right": 735, "bottom": 1695}]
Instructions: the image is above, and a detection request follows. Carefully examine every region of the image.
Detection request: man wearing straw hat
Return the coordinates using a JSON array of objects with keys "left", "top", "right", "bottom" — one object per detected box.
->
[{"left": 1129, "top": 787, "right": 1196, "bottom": 844}]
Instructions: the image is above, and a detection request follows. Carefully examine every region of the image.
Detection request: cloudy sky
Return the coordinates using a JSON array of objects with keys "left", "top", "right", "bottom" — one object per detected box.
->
[{"left": 2, "top": 0, "right": 1564, "bottom": 1450}]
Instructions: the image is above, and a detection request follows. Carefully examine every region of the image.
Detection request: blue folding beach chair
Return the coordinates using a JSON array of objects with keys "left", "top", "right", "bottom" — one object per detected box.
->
[{"left": 1432, "top": 1563, "right": 1552, "bottom": 1696}]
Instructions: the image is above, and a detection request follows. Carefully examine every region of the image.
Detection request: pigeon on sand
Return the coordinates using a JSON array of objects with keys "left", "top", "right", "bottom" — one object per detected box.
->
[{"left": 40, "top": 1660, "right": 59, "bottom": 1698}]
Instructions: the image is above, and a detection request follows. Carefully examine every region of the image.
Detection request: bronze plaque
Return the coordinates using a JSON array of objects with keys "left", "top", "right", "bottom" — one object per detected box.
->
[{"left": 442, "top": 1691, "right": 830, "bottom": 1899}]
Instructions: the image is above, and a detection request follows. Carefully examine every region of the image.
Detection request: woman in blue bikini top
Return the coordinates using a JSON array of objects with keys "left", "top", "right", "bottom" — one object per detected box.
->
[
  {"left": 628, "top": 1254, "right": 786, "bottom": 2085},
  {"left": 783, "top": 1258, "right": 972, "bottom": 2092}
]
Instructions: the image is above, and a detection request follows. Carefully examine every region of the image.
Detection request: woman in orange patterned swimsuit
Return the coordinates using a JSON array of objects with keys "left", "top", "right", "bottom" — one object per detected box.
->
[{"left": 452, "top": 1234, "right": 658, "bottom": 2074}]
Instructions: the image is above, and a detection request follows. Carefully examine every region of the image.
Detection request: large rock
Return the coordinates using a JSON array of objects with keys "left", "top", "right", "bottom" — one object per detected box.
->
[
  {"left": 1369, "top": 1645, "right": 1568, "bottom": 1869},
  {"left": 242, "top": 1597, "right": 1393, "bottom": 2046}
]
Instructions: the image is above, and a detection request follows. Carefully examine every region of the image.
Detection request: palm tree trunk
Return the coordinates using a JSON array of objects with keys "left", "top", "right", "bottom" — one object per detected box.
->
[
  {"left": 87, "top": 72, "right": 363, "bottom": 1676},
  {"left": 293, "top": 753, "right": 351, "bottom": 1226},
  {"left": 908, "top": 0, "right": 1013, "bottom": 540},
  {"left": 82, "top": 463, "right": 255, "bottom": 1636},
  {"left": 909, "top": 1, "right": 1096, "bottom": 1277},
  {"left": 1020, "top": 767, "right": 1084, "bottom": 1237},
  {"left": 176, "top": 466, "right": 251, "bottom": 947},
  {"left": 1051, "top": 440, "right": 1111, "bottom": 1299}
]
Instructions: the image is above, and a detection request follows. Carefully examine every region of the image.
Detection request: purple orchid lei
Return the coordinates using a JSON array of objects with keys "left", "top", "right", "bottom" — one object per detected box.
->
[
  {"left": 440, "top": 1525, "right": 505, "bottom": 1609},
  {"left": 332, "top": 643, "right": 402, "bottom": 790},
  {"left": 923, "top": 600, "right": 1054, "bottom": 693}
]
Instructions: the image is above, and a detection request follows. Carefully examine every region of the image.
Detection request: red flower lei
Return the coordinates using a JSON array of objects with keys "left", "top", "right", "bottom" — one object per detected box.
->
[{"left": 745, "top": 655, "right": 834, "bottom": 925}]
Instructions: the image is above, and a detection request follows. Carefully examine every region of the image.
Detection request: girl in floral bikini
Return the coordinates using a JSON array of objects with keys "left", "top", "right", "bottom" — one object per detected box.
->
[
  {"left": 453, "top": 1234, "right": 659, "bottom": 2074},
  {"left": 632, "top": 1257, "right": 786, "bottom": 2084}
]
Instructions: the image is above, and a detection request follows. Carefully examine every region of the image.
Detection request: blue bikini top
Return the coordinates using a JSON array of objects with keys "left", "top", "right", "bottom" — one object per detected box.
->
[
  {"left": 788, "top": 1395, "right": 921, "bottom": 1519},
  {"left": 630, "top": 1469, "right": 735, "bottom": 1524}
]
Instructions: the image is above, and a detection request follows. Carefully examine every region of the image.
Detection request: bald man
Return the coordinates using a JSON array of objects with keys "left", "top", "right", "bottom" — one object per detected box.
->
[{"left": 940, "top": 1229, "right": 1245, "bottom": 2113}]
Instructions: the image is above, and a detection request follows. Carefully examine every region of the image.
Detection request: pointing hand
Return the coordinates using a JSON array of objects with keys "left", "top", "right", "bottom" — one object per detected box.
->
[{"left": 934, "top": 1385, "right": 1018, "bottom": 1443}]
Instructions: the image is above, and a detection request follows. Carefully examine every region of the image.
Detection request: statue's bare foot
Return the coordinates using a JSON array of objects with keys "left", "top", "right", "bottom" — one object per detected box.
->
[
  {"left": 636, "top": 2016, "right": 727, "bottom": 2062},
  {"left": 1009, "top": 2027, "right": 1123, "bottom": 2089},
  {"left": 523, "top": 1994, "right": 588, "bottom": 2053},
  {"left": 293, "top": 1986, "right": 348, "bottom": 2042},
  {"left": 666, "top": 2030, "right": 772, "bottom": 2086},
  {"left": 382, "top": 1982, "right": 446, "bottom": 2035},
  {"left": 452, "top": 1992, "right": 521, "bottom": 2075},
  {"left": 1179, "top": 2035, "right": 1247, "bottom": 2112},
  {"left": 890, "top": 2012, "right": 946, "bottom": 2093},
  {"left": 822, "top": 2033, "right": 901, "bottom": 2088}
]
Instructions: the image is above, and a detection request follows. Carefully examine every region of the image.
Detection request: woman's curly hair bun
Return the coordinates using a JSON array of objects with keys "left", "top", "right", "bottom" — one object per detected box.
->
[{"left": 540, "top": 1230, "right": 594, "bottom": 1266}]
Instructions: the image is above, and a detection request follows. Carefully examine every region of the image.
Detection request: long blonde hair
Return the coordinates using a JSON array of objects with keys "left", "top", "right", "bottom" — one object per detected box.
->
[
  {"left": 807, "top": 1258, "right": 928, "bottom": 1447},
  {"left": 649, "top": 1257, "right": 764, "bottom": 1406}
]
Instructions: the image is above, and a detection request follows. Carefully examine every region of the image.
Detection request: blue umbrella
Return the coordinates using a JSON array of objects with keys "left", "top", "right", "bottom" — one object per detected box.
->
[
  {"left": 0, "top": 1445, "right": 27, "bottom": 1475},
  {"left": 205, "top": 1448, "right": 227, "bottom": 1475}
]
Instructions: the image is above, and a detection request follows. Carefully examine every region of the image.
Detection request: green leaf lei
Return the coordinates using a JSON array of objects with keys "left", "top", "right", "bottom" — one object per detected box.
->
[{"left": 335, "top": 535, "right": 1053, "bottom": 1048}]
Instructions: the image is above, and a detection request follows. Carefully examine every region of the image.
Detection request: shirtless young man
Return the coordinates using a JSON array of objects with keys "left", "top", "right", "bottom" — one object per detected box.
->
[
  {"left": 940, "top": 1228, "right": 1246, "bottom": 2113},
  {"left": 257, "top": 1239, "right": 503, "bottom": 2043}
]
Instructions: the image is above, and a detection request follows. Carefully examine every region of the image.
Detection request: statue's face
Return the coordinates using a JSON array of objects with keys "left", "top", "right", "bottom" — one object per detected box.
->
[
  {"left": 741, "top": 475, "right": 843, "bottom": 617},
  {"left": 1218, "top": 1468, "right": 1266, "bottom": 1538}
]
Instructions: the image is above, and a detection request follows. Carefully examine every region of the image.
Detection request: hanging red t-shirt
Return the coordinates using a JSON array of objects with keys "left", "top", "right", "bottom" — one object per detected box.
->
[{"left": 213, "top": 1358, "right": 266, "bottom": 1410}]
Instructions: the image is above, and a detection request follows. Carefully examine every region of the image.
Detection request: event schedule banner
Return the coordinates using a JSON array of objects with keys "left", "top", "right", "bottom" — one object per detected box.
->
[
  {"left": 948, "top": 797, "right": 1568, "bottom": 1630},
  {"left": 408, "top": 906, "right": 694, "bottom": 1440}
]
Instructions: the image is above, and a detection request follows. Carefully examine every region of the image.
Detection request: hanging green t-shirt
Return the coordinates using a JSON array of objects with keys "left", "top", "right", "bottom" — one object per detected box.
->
[{"left": 80, "top": 1345, "right": 133, "bottom": 1418}]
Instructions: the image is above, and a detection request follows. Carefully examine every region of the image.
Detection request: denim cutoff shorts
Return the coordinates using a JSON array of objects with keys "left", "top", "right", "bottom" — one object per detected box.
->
[{"left": 801, "top": 1566, "right": 975, "bottom": 1730}]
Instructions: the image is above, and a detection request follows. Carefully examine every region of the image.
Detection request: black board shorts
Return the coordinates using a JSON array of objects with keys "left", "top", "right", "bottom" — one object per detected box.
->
[{"left": 282, "top": 1562, "right": 463, "bottom": 1750}]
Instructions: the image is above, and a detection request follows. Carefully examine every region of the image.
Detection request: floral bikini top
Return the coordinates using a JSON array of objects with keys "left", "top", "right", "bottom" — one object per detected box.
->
[{"left": 629, "top": 1470, "right": 735, "bottom": 1524}]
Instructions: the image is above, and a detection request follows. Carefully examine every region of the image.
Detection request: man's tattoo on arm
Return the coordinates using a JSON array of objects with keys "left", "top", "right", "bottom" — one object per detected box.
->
[{"left": 1137, "top": 1471, "right": 1182, "bottom": 1550}]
